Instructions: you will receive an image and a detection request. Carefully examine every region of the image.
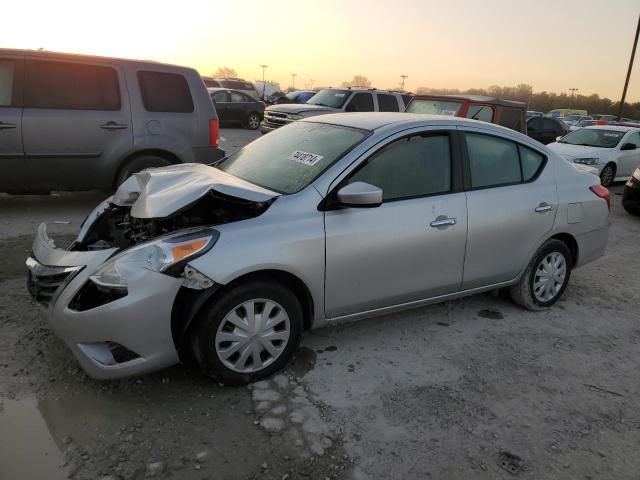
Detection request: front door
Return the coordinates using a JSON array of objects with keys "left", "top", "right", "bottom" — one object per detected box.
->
[
  {"left": 324, "top": 131, "right": 468, "bottom": 318},
  {"left": 619, "top": 131, "right": 640, "bottom": 177},
  {"left": 0, "top": 56, "right": 27, "bottom": 192},
  {"left": 461, "top": 130, "right": 558, "bottom": 289},
  {"left": 22, "top": 57, "right": 132, "bottom": 190}
]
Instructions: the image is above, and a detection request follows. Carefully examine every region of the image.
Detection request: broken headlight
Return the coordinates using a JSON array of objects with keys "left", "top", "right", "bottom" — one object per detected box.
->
[{"left": 90, "top": 228, "right": 219, "bottom": 289}]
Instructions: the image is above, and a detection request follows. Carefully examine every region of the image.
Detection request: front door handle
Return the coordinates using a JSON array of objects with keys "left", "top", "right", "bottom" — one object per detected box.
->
[
  {"left": 430, "top": 216, "right": 457, "bottom": 228},
  {"left": 535, "top": 202, "right": 554, "bottom": 213},
  {"left": 0, "top": 122, "right": 17, "bottom": 129},
  {"left": 100, "top": 121, "right": 128, "bottom": 130}
]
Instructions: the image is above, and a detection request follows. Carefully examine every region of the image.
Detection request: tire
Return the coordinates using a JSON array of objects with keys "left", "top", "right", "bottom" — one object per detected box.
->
[
  {"left": 509, "top": 239, "right": 572, "bottom": 311},
  {"left": 190, "top": 281, "right": 303, "bottom": 385},
  {"left": 246, "top": 112, "right": 261, "bottom": 130},
  {"left": 599, "top": 163, "right": 615, "bottom": 187},
  {"left": 115, "top": 155, "right": 173, "bottom": 187}
]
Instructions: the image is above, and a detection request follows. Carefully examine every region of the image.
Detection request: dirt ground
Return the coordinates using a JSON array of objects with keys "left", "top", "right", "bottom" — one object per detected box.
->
[{"left": 1, "top": 130, "right": 639, "bottom": 479}]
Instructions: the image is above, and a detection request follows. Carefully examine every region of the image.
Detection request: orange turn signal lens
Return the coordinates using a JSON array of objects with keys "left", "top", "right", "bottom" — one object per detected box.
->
[{"left": 170, "top": 239, "right": 208, "bottom": 262}]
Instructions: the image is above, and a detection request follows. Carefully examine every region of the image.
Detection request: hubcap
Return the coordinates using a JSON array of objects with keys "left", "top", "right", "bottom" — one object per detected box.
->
[
  {"left": 533, "top": 252, "right": 567, "bottom": 303},
  {"left": 249, "top": 115, "right": 260, "bottom": 128},
  {"left": 215, "top": 299, "right": 290, "bottom": 373},
  {"left": 601, "top": 166, "right": 613, "bottom": 186}
]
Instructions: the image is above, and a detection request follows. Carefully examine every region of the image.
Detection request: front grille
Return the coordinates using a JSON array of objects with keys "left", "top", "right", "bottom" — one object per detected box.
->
[
  {"left": 263, "top": 111, "right": 290, "bottom": 128},
  {"left": 26, "top": 257, "right": 81, "bottom": 304}
]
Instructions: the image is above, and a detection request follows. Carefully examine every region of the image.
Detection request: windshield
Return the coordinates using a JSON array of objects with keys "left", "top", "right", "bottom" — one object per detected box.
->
[
  {"left": 405, "top": 99, "right": 462, "bottom": 116},
  {"left": 216, "top": 122, "right": 368, "bottom": 194},
  {"left": 307, "top": 89, "right": 351, "bottom": 108},
  {"left": 559, "top": 128, "right": 625, "bottom": 148}
]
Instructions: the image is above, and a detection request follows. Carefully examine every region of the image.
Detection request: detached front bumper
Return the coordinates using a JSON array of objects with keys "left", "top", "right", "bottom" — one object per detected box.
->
[{"left": 26, "top": 223, "right": 183, "bottom": 380}]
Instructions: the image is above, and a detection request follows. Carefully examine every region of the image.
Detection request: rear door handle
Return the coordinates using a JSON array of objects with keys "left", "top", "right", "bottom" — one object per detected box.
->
[
  {"left": 0, "top": 122, "right": 17, "bottom": 129},
  {"left": 100, "top": 121, "right": 128, "bottom": 130},
  {"left": 535, "top": 202, "right": 554, "bottom": 213},
  {"left": 430, "top": 216, "right": 457, "bottom": 228}
]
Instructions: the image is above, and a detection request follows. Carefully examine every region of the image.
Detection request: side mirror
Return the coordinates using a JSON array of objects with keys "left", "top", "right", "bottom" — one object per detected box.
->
[
  {"left": 621, "top": 143, "right": 637, "bottom": 151},
  {"left": 336, "top": 182, "right": 382, "bottom": 208}
]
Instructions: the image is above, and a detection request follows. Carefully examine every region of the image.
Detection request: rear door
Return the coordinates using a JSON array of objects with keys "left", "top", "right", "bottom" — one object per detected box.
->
[
  {"left": 22, "top": 57, "right": 132, "bottom": 190},
  {"left": 461, "top": 129, "right": 557, "bottom": 289},
  {"left": 0, "top": 56, "right": 28, "bottom": 192},
  {"left": 211, "top": 90, "right": 231, "bottom": 122},
  {"left": 344, "top": 92, "right": 374, "bottom": 112},
  {"left": 229, "top": 91, "right": 253, "bottom": 123},
  {"left": 542, "top": 118, "right": 561, "bottom": 144},
  {"left": 527, "top": 117, "right": 543, "bottom": 143}
]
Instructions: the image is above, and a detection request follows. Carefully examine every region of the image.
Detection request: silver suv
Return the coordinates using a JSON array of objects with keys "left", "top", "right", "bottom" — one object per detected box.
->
[
  {"left": 0, "top": 49, "right": 225, "bottom": 193},
  {"left": 260, "top": 88, "right": 412, "bottom": 133}
]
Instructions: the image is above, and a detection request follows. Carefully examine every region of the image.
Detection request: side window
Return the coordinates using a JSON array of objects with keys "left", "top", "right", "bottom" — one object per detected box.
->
[
  {"left": 542, "top": 118, "right": 557, "bottom": 131},
  {"left": 24, "top": 60, "right": 120, "bottom": 110},
  {"left": 346, "top": 93, "right": 374, "bottom": 112},
  {"left": 137, "top": 71, "right": 194, "bottom": 113},
  {"left": 528, "top": 117, "right": 543, "bottom": 131},
  {"left": 466, "top": 133, "right": 521, "bottom": 188},
  {"left": 625, "top": 132, "right": 640, "bottom": 148},
  {"left": 0, "top": 60, "right": 17, "bottom": 106},
  {"left": 467, "top": 105, "right": 494, "bottom": 122},
  {"left": 377, "top": 94, "right": 399, "bottom": 112},
  {"left": 349, "top": 134, "right": 451, "bottom": 201},
  {"left": 497, "top": 108, "right": 523, "bottom": 132},
  {"left": 519, "top": 146, "right": 544, "bottom": 181},
  {"left": 212, "top": 91, "right": 229, "bottom": 102},
  {"left": 230, "top": 91, "right": 249, "bottom": 102}
]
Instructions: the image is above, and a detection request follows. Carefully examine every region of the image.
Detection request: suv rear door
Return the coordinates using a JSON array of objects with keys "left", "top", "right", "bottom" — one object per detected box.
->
[
  {"left": 0, "top": 55, "right": 27, "bottom": 192},
  {"left": 344, "top": 92, "right": 375, "bottom": 112},
  {"left": 22, "top": 57, "right": 132, "bottom": 190}
]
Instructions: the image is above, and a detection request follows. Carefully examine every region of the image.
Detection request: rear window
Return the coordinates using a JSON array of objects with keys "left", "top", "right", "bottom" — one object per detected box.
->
[
  {"left": 24, "top": 60, "right": 120, "bottom": 110},
  {"left": 498, "top": 108, "right": 523, "bottom": 132},
  {"left": 377, "top": 94, "right": 399, "bottom": 112},
  {"left": 406, "top": 99, "right": 462, "bottom": 116},
  {"left": 138, "top": 71, "right": 194, "bottom": 113}
]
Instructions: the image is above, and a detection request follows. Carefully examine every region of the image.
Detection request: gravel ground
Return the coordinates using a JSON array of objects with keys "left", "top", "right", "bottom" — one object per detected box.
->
[{"left": 1, "top": 129, "right": 639, "bottom": 479}]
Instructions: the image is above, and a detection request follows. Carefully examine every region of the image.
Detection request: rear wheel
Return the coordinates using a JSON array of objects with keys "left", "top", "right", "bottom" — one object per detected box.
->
[
  {"left": 115, "top": 155, "right": 172, "bottom": 187},
  {"left": 599, "top": 163, "right": 615, "bottom": 187},
  {"left": 510, "top": 239, "right": 572, "bottom": 311},
  {"left": 246, "top": 112, "right": 261, "bottom": 130},
  {"left": 190, "top": 281, "right": 303, "bottom": 385}
]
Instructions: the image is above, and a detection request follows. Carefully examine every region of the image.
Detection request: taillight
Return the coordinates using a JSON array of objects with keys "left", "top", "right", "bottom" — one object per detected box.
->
[
  {"left": 590, "top": 185, "right": 610, "bottom": 210},
  {"left": 209, "top": 119, "right": 219, "bottom": 148}
]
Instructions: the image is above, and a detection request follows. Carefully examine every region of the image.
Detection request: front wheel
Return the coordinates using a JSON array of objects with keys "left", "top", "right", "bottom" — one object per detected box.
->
[
  {"left": 246, "top": 112, "right": 261, "bottom": 130},
  {"left": 190, "top": 281, "right": 303, "bottom": 385},
  {"left": 509, "top": 239, "right": 572, "bottom": 311},
  {"left": 599, "top": 164, "right": 615, "bottom": 187}
]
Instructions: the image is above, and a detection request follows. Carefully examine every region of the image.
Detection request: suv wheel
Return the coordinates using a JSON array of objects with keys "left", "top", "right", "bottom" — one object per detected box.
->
[
  {"left": 246, "top": 112, "right": 261, "bottom": 130},
  {"left": 509, "top": 239, "right": 572, "bottom": 311},
  {"left": 116, "top": 156, "right": 172, "bottom": 187},
  {"left": 190, "top": 281, "right": 303, "bottom": 385}
]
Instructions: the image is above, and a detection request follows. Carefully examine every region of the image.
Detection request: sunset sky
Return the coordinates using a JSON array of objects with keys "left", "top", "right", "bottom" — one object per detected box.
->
[{"left": 3, "top": 0, "right": 639, "bottom": 101}]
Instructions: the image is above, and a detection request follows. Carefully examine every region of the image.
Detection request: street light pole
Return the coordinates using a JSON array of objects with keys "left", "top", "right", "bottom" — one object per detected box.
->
[
  {"left": 260, "top": 64, "right": 268, "bottom": 100},
  {"left": 569, "top": 87, "right": 578, "bottom": 100},
  {"left": 291, "top": 73, "right": 297, "bottom": 89},
  {"left": 400, "top": 74, "right": 408, "bottom": 91},
  {"left": 617, "top": 14, "right": 640, "bottom": 121}
]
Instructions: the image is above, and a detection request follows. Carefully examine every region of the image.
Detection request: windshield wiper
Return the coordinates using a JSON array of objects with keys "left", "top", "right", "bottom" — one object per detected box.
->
[{"left": 310, "top": 102, "right": 332, "bottom": 108}]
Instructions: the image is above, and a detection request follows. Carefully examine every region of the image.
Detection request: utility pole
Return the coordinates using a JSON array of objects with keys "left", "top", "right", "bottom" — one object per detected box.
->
[
  {"left": 260, "top": 64, "right": 268, "bottom": 99},
  {"left": 400, "top": 74, "right": 408, "bottom": 91},
  {"left": 569, "top": 87, "right": 578, "bottom": 99},
  {"left": 291, "top": 73, "right": 297, "bottom": 89},
  {"left": 617, "top": 14, "right": 640, "bottom": 121}
]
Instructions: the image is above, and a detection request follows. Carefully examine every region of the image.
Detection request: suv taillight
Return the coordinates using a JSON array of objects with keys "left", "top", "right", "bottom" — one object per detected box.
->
[
  {"left": 590, "top": 185, "right": 610, "bottom": 210},
  {"left": 209, "top": 119, "right": 219, "bottom": 148}
]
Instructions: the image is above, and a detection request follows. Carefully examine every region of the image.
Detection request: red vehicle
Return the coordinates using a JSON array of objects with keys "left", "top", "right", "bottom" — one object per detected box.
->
[{"left": 405, "top": 94, "right": 527, "bottom": 134}]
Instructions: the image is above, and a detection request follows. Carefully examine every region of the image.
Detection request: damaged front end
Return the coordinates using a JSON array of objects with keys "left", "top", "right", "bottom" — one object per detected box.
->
[{"left": 25, "top": 163, "right": 279, "bottom": 378}]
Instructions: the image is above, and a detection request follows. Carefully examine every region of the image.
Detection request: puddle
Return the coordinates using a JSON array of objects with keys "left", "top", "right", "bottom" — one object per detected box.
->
[
  {"left": 286, "top": 347, "right": 317, "bottom": 377},
  {"left": 478, "top": 309, "right": 504, "bottom": 320},
  {"left": 0, "top": 397, "right": 68, "bottom": 480}
]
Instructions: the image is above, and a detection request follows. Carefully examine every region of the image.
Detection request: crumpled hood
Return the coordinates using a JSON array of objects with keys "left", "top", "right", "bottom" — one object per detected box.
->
[
  {"left": 113, "top": 163, "right": 279, "bottom": 219},
  {"left": 266, "top": 103, "right": 340, "bottom": 115},
  {"left": 547, "top": 142, "right": 610, "bottom": 160}
]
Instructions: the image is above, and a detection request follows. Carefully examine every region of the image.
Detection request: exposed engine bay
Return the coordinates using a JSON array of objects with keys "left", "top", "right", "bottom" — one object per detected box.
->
[{"left": 74, "top": 190, "right": 273, "bottom": 251}]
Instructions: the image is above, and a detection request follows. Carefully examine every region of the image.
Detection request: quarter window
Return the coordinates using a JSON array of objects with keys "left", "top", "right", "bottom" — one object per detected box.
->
[
  {"left": 0, "top": 60, "right": 16, "bottom": 106},
  {"left": 346, "top": 93, "right": 374, "bottom": 112},
  {"left": 466, "top": 133, "right": 545, "bottom": 188},
  {"left": 349, "top": 134, "right": 451, "bottom": 201},
  {"left": 138, "top": 71, "right": 194, "bottom": 113},
  {"left": 377, "top": 94, "right": 399, "bottom": 112},
  {"left": 24, "top": 60, "right": 120, "bottom": 110},
  {"left": 467, "top": 105, "right": 494, "bottom": 122}
]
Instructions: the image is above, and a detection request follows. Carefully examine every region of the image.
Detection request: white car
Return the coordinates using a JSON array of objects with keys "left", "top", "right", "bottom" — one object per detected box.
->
[
  {"left": 548, "top": 126, "right": 640, "bottom": 186},
  {"left": 569, "top": 119, "right": 598, "bottom": 132}
]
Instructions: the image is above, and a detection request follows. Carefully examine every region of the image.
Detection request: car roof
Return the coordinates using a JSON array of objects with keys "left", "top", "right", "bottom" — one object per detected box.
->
[
  {"left": 207, "top": 87, "right": 252, "bottom": 95},
  {"left": 412, "top": 94, "right": 526, "bottom": 108},
  {"left": 582, "top": 125, "right": 639, "bottom": 132},
  {"left": 301, "top": 112, "right": 501, "bottom": 131},
  {"left": 0, "top": 48, "right": 191, "bottom": 71}
]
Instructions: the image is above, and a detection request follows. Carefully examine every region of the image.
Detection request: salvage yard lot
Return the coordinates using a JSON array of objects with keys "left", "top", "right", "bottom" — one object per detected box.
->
[{"left": 1, "top": 128, "right": 639, "bottom": 479}]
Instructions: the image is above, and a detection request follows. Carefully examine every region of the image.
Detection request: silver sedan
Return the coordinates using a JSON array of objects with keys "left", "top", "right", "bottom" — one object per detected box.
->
[{"left": 26, "top": 113, "right": 610, "bottom": 384}]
